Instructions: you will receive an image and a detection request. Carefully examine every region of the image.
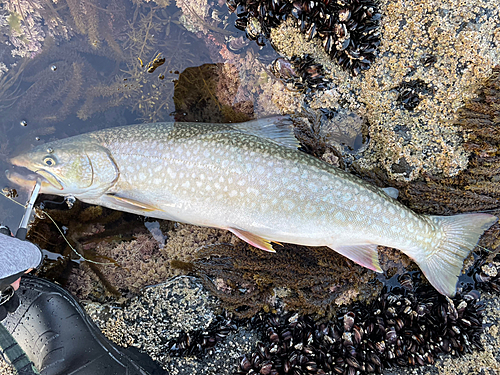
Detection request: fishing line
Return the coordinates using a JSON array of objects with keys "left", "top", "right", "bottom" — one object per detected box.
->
[
  {"left": 40, "top": 210, "right": 115, "bottom": 266},
  {"left": 0, "top": 191, "right": 114, "bottom": 266},
  {"left": 0, "top": 191, "right": 26, "bottom": 207}
]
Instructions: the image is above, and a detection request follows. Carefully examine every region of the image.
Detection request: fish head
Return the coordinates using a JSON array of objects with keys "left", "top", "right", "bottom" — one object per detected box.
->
[{"left": 7, "top": 138, "right": 119, "bottom": 199}]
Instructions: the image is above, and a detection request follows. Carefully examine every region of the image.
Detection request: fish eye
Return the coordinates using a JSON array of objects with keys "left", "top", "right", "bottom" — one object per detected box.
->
[{"left": 43, "top": 156, "right": 56, "bottom": 167}]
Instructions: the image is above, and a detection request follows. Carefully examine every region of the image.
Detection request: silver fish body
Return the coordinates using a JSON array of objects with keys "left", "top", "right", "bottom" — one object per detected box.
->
[{"left": 8, "top": 118, "right": 497, "bottom": 296}]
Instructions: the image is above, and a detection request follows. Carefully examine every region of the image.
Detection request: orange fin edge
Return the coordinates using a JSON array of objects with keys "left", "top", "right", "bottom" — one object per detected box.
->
[{"left": 229, "top": 228, "right": 276, "bottom": 252}]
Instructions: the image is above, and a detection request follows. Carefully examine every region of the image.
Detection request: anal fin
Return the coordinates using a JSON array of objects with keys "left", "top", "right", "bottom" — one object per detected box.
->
[
  {"left": 329, "top": 244, "right": 382, "bottom": 272},
  {"left": 229, "top": 228, "right": 276, "bottom": 252}
]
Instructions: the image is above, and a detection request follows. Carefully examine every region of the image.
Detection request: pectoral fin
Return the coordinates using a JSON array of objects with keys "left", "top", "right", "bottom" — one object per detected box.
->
[
  {"left": 329, "top": 244, "right": 382, "bottom": 272},
  {"left": 103, "top": 193, "right": 159, "bottom": 212},
  {"left": 229, "top": 228, "right": 276, "bottom": 252}
]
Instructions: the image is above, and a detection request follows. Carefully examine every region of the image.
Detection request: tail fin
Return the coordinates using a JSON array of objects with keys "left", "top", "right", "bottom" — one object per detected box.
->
[{"left": 412, "top": 213, "right": 497, "bottom": 296}]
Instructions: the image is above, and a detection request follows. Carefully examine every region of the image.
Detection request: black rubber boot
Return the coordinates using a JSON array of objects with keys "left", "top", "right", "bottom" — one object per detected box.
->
[{"left": 1, "top": 275, "right": 166, "bottom": 375}]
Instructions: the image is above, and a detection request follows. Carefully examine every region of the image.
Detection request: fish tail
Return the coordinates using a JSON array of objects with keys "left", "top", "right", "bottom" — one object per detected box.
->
[{"left": 412, "top": 213, "right": 497, "bottom": 297}]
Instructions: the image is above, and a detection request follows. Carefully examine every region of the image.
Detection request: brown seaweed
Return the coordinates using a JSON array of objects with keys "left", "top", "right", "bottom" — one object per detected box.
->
[{"left": 172, "top": 241, "right": 382, "bottom": 319}]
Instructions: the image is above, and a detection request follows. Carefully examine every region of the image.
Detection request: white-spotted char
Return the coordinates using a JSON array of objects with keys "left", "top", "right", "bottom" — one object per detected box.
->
[{"left": 7, "top": 117, "right": 497, "bottom": 296}]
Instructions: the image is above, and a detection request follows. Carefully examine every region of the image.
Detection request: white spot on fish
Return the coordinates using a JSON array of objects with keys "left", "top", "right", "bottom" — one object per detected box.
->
[
  {"left": 342, "top": 193, "right": 352, "bottom": 202},
  {"left": 167, "top": 168, "right": 176, "bottom": 179},
  {"left": 283, "top": 199, "right": 295, "bottom": 211},
  {"left": 334, "top": 212, "right": 346, "bottom": 221},
  {"left": 308, "top": 182, "right": 318, "bottom": 192},
  {"left": 230, "top": 190, "right": 237, "bottom": 197},
  {"left": 246, "top": 187, "right": 259, "bottom": 195}
]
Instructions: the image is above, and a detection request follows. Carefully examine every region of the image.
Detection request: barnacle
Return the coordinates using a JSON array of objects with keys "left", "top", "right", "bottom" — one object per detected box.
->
[{"left": 360, "top": 67, "right": 500, "bottom": 257}]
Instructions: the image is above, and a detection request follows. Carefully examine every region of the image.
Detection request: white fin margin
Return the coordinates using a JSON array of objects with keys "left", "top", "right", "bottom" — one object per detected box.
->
[{"left": 329, "top": 244, "right": 382, "bottom": 272}]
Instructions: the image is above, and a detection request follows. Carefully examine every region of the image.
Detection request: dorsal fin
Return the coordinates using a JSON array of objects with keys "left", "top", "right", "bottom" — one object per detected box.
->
[{"left": 232, "top": 116, "right": 300, "bottom": 150}]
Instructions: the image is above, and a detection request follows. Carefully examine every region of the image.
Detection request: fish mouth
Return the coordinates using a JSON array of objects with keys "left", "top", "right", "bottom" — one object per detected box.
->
[{"left": 5, "top": 167, "right": 64, "bottom": 191}]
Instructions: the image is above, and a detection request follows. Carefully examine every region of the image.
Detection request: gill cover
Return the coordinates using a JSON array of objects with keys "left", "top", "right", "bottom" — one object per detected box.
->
[{"left": 82, "top": 143, "right": 120, "bottom": 197}]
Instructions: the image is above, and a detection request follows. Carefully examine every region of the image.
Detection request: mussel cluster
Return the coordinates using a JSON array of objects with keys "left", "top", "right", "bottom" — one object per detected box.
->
[
  {"left": 397, "top": 79, "right": 435, "bottom": 111},
  {"left": 237, "top": 274, "right": 484, "bottom": 375},
  {"left": 472, "top": 257, "right": 500, "bottom": 293},
  {"left": 167, "top": 310, "right": 238, "bottom": 356},
  {"left": 271, "top": 55, "right": 328, "bottom": 92},
  {"left": 227, "top": 0, "right": 381, "bottom": 77}
]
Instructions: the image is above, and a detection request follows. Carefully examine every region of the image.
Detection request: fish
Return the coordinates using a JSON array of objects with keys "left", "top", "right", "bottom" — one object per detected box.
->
[{"left": 6, "top": 117, "right": 497, "bottom": 296}]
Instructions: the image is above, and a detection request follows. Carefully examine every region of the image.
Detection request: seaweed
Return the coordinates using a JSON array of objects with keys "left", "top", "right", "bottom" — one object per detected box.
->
[
  {"left": 172, "top": 241, "right": 382, "bottom": 319},
  {"left": 28, "top": 199, "right": 151, "bottom": 299},
  {"left": 0, "top": 37, "right": 103, "bottom": 129},
  {"left": 77, "top": 5, "right": 207, "bottom": 123}
]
